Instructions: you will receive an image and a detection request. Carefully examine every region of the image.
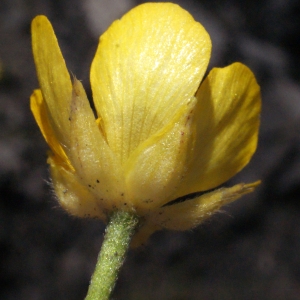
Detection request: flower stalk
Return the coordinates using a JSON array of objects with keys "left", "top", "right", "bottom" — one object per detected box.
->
[{"left": 85, "top": 210, "right": 139, "bottom": 300}]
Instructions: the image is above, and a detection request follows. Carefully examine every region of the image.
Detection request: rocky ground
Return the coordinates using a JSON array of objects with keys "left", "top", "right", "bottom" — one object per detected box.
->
[{"left": 1, "top": 0, "right": 300, "bottom": 299}]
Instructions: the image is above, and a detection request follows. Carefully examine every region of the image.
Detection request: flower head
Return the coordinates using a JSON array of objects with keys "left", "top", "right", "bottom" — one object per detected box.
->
[{"left": 30, "top": 3, "right": 261, "bottom": 245}]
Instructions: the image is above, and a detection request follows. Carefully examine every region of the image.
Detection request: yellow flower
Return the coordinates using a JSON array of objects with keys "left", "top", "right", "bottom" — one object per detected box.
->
[{"left": 30, "top": 3, "right": 261, "bottom": 245}]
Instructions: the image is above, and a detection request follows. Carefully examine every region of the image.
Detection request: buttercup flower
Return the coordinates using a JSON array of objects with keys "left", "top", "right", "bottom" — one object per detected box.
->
[{"left": 30, "top": 3, "right": 261, "bottom": 245}]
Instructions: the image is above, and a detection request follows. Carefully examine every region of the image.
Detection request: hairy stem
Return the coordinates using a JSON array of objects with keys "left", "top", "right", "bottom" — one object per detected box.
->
[{"left": 85, "top": 210, "right": 139, "bottom": 300}]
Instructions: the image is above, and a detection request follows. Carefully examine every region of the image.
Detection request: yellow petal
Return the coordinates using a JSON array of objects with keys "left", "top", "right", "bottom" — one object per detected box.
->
[
  {"left": 68, "top": 79, "right": 125, "bottom": 211},
  {"left": 30, "top": 89, "right": 73, "bottom": 170},
  {"left": 91, "top": 3, "right": 211, "bottom": 163},
  {"left": 175, "top": 62, "right": 261, "bottom": 196},
  {"left": 124, "top": 97, "right": 196, "bottom": 213},
  {"left": 131, "top": 222, "right": 161, "bottom": 248},
  {"left": 31, "top": 15, "right": 72, "bottom": 149},
  {"left": 48, "top": 156, "right": 106, "bottom": 221},
  {"left": 150, "top": 181, "right": 260, "bottom": 231}
]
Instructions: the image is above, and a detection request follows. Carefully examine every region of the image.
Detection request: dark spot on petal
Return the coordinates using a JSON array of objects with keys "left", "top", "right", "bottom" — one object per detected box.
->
[{"left": 143, "top": 199, "right": 154, "bottom": 204}]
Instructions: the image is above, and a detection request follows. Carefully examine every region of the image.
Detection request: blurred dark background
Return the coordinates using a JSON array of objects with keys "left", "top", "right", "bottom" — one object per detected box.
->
[{"left": 1, "top": 0, "right": 300, "bottom": 299}]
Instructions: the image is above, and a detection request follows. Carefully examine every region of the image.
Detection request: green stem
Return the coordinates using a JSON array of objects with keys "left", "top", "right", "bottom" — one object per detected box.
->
[{"left": 85, "top": 210, "right": 139, "bottom": 300}]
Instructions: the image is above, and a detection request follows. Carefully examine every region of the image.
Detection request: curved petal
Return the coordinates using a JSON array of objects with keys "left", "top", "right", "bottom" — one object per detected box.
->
[
  {"left": 68, "top": 79, "right": 125, "bottom": 211},
  {"left": 149, "top": 181, "right": 260, "bottom": 231},
  {"left": 175, "top": 63, "right": 261, "bottom": 196},
  {"left": 91, "top": 3, "right": 211, "bottom": 163},
  {"left": 49, "top": 156, "right": 106, "bottom": 221},
  {"left": 31, "top": 15, "right": 72, "bottom": 149},
  {"left": 30, "top": 89, "right": 73, "bottom": 170},
  {"left": 131, "top": 222, "right": 161, "bottom": 248},
  {"left": 124, "top": 97, "right": 196, "bottom": 213}
]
